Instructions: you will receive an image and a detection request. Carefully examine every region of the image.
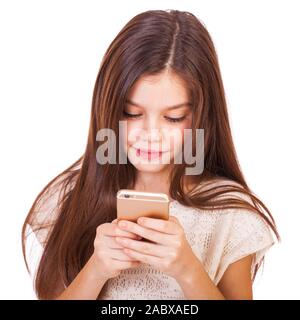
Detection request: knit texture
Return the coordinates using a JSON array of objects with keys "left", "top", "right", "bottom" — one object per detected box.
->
[
  {"left": 97, "top": 199, "right": 275, "bottom": 299},
  {"left": 27, "top": 179, "right": 275, "bottom": 299}
]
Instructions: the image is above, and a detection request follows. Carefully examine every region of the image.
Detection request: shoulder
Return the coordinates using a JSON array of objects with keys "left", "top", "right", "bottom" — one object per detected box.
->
[
  {"left": 195, "top": 178, "right": 275, "bottom": 252},
  {"left": 213, "top": 207, "right": 275, "bottom": 284},
  {"left": 180, "top": 177, "right": 276, "bottom": 284},
  {"left": 201, "top": 178, "right": 274, "bottom": 241}
]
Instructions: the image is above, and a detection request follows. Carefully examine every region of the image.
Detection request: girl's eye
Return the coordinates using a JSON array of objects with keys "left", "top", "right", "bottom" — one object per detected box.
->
[
  {"left": 165, "top": 116, "right": 186, "bottom": 123},
  {"left": 123, "top": 111, "right": 141, "bottom": 118},
  {"left": 122, "top": 111, "right": 186, "bottom": 123}
]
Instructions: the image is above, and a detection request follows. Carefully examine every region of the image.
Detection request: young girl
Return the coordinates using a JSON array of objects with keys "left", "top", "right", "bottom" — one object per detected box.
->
[{"left": 22, "top": 9, "right": 280, "bottom": 300}]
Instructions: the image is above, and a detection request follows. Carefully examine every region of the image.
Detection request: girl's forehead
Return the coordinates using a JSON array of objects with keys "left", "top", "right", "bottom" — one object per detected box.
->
[
  {"left": 125, "top": 98, "right": 191, "bottom": 111},
  {"left": 126, "top": 73, "right": 191, "bottom": 111}
]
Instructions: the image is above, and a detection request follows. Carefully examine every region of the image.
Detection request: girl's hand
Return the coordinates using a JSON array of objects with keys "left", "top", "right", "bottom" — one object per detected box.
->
[
  {"left": 115, "top": 216, "right": 201, "bottom": 281},
  {"left": 91, "top": 219, "right": 142, "bottom": 280}
]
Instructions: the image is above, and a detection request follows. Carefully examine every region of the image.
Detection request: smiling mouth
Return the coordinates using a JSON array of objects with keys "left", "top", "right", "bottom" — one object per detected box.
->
[{"left": 135, "top": 148, "right": 167, "bottom": 160}]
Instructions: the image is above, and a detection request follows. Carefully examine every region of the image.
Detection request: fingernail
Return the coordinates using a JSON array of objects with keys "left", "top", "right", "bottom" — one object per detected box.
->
[
  {"left": 119, "top": 221, "right": 127, "bottom": 228},
  {"left": 138, "top": 217, "right": 144, "bottom": 224}
]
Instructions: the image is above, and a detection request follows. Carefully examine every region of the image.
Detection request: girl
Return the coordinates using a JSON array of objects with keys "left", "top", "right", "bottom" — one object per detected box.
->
[{"left": 22, "top": 9, "right": 280, "bottom": 300}]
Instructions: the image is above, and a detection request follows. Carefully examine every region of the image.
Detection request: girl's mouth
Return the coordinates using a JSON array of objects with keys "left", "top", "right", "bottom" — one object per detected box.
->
[{"left": 136, "top": 148, "right": 165, "bottom": 160}]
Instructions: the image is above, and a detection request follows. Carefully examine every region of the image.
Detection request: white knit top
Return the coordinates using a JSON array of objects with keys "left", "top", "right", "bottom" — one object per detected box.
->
[
  {"left": 27, "top": 178, "right": 276, "bottom": 300},
  {"left": 98, "top": 199, "right": 275, "bottom": 299}
]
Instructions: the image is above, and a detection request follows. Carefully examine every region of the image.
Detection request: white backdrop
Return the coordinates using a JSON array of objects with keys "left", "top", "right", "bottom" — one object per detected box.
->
[{"left": 0, "top": 0, "right": 299, "bottom": 299}]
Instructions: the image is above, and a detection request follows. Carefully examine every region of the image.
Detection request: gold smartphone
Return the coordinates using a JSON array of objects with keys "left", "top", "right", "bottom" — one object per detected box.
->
[{"left": 116, "top": 189, "right": 170, "bottom": 222}]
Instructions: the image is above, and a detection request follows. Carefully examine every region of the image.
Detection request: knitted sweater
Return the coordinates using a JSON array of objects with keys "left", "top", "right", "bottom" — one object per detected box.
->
[{"left": 27, "top": 179, "right": 275, "bottom": 299}]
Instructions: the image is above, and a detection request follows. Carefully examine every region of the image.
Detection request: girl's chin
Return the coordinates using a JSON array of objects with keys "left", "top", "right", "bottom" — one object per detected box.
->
[{"left": 133, "top": 164, "right": 168, "bottom": 173}]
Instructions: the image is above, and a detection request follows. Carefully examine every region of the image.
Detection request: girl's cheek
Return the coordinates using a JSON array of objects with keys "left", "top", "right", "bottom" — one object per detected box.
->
[
  {"left": 127, "top": 123, "right": 144, "bottom": 146},
  {"left": 168, "top": 122, "right": 192, "bottom": 158}
]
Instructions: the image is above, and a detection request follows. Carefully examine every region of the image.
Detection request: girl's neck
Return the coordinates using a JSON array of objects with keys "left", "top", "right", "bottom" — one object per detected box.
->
[
  {"left": 134, "top": 170, "right": 171, "bottom": 196},
  {"left": 133, "top": 170, "right": 198, "bottom": 199}
]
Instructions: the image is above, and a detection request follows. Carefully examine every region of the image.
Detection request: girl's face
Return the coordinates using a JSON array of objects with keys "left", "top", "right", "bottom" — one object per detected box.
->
[{"left": 121, "top": 70, "right": 193, "bottom": 173}]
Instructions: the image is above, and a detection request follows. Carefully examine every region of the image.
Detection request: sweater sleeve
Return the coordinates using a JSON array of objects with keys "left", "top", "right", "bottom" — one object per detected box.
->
[{"left": 214, "top": 209, "right": 276, "bottom": 285}]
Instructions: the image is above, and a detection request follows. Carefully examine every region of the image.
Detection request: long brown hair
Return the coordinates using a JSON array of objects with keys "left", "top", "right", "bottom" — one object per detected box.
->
[{"left": 22, "top": 9, "right": 280, "bottom": 299}]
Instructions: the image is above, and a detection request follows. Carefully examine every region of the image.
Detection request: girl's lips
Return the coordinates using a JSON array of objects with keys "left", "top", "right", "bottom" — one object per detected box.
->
[{"left": 135, "top": 148, "right": 167, "bottom": 160}]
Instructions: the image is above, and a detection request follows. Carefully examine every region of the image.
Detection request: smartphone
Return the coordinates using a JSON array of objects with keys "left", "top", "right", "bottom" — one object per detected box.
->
[{"left": 116, "top": 189, "right": 170, "bottom": 222}]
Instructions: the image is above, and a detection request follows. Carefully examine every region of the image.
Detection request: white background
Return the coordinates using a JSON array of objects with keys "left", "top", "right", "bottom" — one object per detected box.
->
[{"left": 0, "top": 0, "right": 299, "bottom": 299}]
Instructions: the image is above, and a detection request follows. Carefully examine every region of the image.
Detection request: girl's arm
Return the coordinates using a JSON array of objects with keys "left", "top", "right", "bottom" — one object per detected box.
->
[
  {"left": 215, "top": 254, "right": 254, "bottom": 299},
  {"left": 177, "top": 254, "right": 253, "bottom": 300},
  {"left": 54, "top": 253, "right": 109, "bottom": 300}
]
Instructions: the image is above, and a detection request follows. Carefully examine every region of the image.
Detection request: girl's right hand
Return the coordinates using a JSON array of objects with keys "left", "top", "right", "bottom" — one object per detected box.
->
[{"left": 91, "top": 218, "right": 142, "bottom": 280}]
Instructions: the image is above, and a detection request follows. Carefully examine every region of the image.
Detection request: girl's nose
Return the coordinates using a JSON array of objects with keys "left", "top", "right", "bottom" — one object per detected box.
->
[
  {"left": 141, "top": 118, "right": 163, "bottom": 142},
  {"left": 146, "top": 127, "right": 162, "bottom": 142}
]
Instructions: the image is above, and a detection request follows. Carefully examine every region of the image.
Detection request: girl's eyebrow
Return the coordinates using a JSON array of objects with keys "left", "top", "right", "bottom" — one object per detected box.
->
[{"left": 125, "top": 99, "right": 192, "bottom": 110}]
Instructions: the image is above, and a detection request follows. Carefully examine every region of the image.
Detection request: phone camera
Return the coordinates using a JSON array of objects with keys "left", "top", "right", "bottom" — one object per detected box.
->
[{"left": 124, "top": 194, "right": 130, "bottom": 198}]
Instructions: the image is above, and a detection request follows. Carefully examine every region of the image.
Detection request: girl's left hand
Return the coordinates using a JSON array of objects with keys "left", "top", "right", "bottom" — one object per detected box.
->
[{"left": 115, "top": 215, "right": 201, "bottom": 282}]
